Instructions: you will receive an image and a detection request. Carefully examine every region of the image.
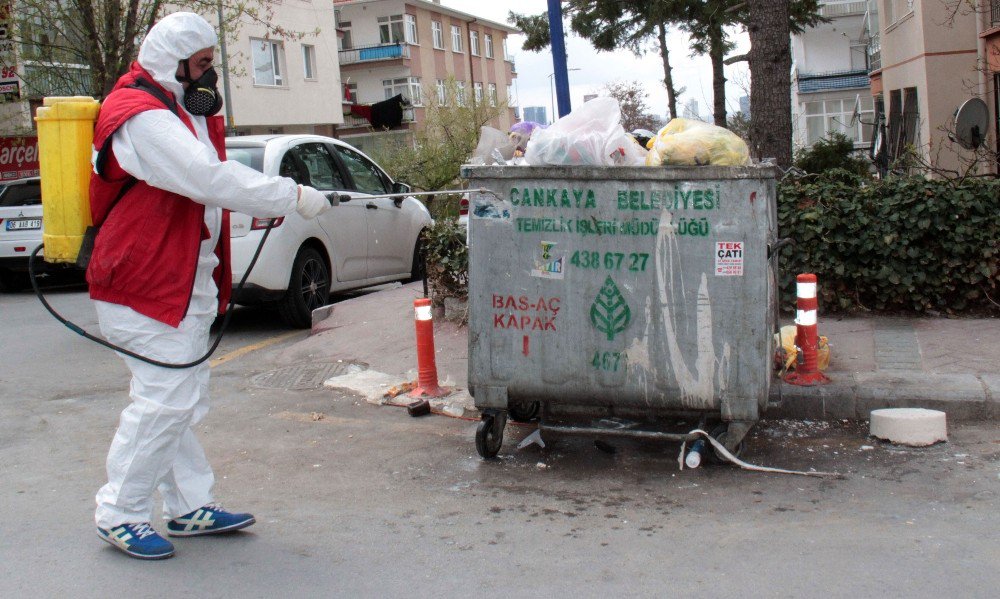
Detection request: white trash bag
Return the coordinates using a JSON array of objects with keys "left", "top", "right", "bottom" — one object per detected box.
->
[{"left": 524, "top": 97, "right": 646, "bottom": 167}]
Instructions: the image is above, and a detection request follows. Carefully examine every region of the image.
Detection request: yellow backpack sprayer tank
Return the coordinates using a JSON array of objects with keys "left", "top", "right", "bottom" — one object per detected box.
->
[{"left": 34, "top": 96, "right": 101, "bottom": 264}]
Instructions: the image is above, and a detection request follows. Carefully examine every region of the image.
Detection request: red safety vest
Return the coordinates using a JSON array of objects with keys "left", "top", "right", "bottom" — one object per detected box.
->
[{"left": 88, "top": 62, "right": 231, "bottom": 328}]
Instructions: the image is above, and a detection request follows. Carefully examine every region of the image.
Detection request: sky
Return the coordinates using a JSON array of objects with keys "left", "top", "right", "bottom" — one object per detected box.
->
[{"left": 439, "top": 0, "right": 751, "bottom": 123}]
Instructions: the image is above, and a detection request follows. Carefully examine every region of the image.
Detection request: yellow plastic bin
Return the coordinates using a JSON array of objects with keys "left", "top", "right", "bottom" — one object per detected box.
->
[{"left": 34, "top": 96, "right": 101, "bottom": 264}]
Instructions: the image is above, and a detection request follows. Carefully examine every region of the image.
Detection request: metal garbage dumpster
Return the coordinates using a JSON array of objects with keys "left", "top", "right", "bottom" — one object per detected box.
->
[{"left": 461, "top": 165, "right": 778, "bottom": 459}]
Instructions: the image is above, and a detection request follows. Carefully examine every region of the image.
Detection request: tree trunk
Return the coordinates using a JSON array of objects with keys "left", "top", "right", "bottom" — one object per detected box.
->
[
  {"left": 657, "top": 23, "right": 679, "bottom": 120},
  {"left": 746, "top": 0, "right": 793, "bottom": 168},
  {"left": 709, "top": 24, "right": 727, "bottom": 127}
]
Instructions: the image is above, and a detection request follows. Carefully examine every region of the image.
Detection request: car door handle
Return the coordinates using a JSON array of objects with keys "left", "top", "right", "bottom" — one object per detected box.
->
[{"left": 366, "top": 202, "right": 378, "bottom": 210}]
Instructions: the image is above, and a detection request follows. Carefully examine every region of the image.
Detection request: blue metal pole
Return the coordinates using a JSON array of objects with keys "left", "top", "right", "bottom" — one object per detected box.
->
[{"left": 547, "top": 0, "right": 571, "bottom": 118}]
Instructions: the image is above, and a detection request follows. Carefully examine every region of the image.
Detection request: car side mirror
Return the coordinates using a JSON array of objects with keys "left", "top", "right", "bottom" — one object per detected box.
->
[{"left": 392, "top": 181, "right": 411, "bottom": 194}]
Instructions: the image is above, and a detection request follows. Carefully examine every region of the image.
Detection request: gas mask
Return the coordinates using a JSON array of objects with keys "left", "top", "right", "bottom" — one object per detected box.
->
[{"left": 177, "top": 60, "right": 223, "bottom": 117}]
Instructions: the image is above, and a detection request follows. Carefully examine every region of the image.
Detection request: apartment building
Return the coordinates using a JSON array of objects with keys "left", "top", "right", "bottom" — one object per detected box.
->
[
  {"left": 983, "top": 1, "right": 1000, "bottom": 162},
  {"left": 791, "top": 1, "right": 874, "bottom": 151},
  {"left": 0, "top": 3, "right": 343, "bottom": 141},
  {"left": 864, "top": 0, "right": 994, "bottom": 174},
  {"left": 332, "top": 0, "right": 518, "bottom": 154},
  {"left": 225, "top": 2, "right": 343, "bottom": 135}
]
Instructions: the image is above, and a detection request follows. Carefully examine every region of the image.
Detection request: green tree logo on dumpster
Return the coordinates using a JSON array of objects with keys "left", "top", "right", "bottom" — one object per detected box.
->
[{"left": 590, "top": 276, "right": 631, "bottom": 341}]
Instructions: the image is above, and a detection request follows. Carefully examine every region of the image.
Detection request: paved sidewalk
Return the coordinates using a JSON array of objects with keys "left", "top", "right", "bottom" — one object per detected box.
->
[{"left": 300, "top": 282, "right": 999, "bottom": 422}]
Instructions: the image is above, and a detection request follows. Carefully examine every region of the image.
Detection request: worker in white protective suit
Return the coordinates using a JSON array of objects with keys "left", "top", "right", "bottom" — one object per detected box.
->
[{"left": 86, "top": 12, "right": 331, "bottom": 560}]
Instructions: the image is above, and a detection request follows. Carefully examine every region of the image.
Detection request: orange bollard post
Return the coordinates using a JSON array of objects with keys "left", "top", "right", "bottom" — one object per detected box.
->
[
  {"left": 408, "top": 298, "right": 449, "bottom": 398},
  {"left": 784, "top": 273, "right": 831, "bottom": 386}
]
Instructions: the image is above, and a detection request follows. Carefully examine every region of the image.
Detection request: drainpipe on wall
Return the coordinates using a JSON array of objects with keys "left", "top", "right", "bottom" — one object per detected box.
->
[{"left": 976, "top": 3, "right": 986, "bottom": 99}]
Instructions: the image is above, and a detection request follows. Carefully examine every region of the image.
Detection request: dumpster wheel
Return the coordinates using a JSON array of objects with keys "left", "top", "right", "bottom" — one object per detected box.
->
[
  {"left": 508, "top": 400, "right": 540, "bottom": 423},
  {"left": 709, "top": 425, "right": 746, "bottom": 464},
  {"left": 476, "top": 412, "right": 507, "bottom": 459}
]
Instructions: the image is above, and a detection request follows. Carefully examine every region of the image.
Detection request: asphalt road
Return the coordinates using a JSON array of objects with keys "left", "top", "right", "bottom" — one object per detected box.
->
[{"left": 1, "top": 287, "right": 998, "bottom": 598}]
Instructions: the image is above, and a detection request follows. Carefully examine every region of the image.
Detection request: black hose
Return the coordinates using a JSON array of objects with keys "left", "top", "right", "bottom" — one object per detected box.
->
[{"left": 29, "top": 219, "right": 277, "bottom": 369}]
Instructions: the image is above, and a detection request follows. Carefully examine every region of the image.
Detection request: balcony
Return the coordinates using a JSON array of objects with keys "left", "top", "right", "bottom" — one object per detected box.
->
[
  {"left": 819, "top": 1, "right": 868, "bottom": 18},
  {"left": 797, "top": 69, "right": 870, "bottom": 93},
  {"left": 20, "top": 62, "right": 93, "bottom": 98},
  {"left": 993, "top": 0, "right": 1000, "bottom": 26},
  {"left": 867, "top": 34, "right": 881, "bottom": 73},
  {"left": 339, "top": 42, "right": 410, "bottom": 67},
  {"left": 340, "top": 106, "right": 416, "bottom": 130}
]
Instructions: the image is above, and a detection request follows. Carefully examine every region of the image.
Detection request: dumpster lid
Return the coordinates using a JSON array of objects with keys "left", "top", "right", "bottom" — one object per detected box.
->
[{"left": 460, "top": 164, "right": 777, "bottom": 182}]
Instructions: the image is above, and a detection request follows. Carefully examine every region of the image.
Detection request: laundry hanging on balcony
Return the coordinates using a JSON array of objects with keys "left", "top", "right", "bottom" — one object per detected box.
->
[{"left": 348, "top": 94, "right": 407, "bottom": 129}]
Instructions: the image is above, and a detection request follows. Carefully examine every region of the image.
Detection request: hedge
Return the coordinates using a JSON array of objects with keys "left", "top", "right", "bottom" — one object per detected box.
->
[{"left": 777, "top": 170, "right": 999, "bottom": 314}]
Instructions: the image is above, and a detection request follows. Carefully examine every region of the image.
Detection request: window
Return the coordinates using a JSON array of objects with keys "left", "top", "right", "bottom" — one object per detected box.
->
[
  {"left": 484, "top": 34, "right": 494, "bottom": 58},
  {"left": 456, "top": 81, "right": 466, "bottom": 106},
  {"left": 432, "top": 21, "right": 443, "bottom": 49},
  {"left": 378, "top": 15, "right": 405, "bottom": 44},
  {"left": 0, "top": 181, "right": 41, "bottom": 207},
  {"left": 282, "top": 144, "right": 347, "bottom": 190},
  {"left": 803, "top": 96, "right": 874, "bottom": 146},
  {"left": 470, "top": 30, "right": 480, "bottom": 56},
  {"left": 302, "top": 45, "right": 316, "bottom": 80},
  {"left": 334, "top": 146, "right": 389, "bottom": 195},
  {"left": 405, "top": 15, "right": 418, "bottom": 44},
  {"left": 887, "top": 89, "right": 903, "bottom": 157},
  {"left": 487, "top": 83, "right": 497, "bottom": 107},
  {"left": 383, "top": 76, "right": 422, "bottom": 105},
  {"left": 506, "top": 84, "right": 516, "bottom": 106},
  {"left": 902, "top": 87, "right": 919, "bottom": 149},
  {"left": 451, "top": 25, "right": 462, "bottom": 52},
  {"left": 339, "top": 21, "right": 353, "bottom": 50},
  {"left": 251, "top": 38, "right": 284, "bottom": 86},
  {"left": 436, "top": 79, "right": 446, "bottom": 105},
  {"left": 503, "top": 37, "right": 509, "bottom": 60},
  {"left": 473, "top": 82, "right": 483, "bottom": 103}
]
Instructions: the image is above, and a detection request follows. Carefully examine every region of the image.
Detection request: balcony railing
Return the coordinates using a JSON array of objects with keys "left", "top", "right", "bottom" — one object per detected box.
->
[
  {"left": 819, "top": 1, "right": 868, "bottom": 18},
  {"left": 20, "top": 62, "right": 93, "bottom": 98},
  {"left": 867, "top": 33, "right": 881, "bottom": 73},
  {"left": 992, "top": 0, "right": 1000, "bottom": 26},
  {"left": 341, "top": 106, "right": 416, "bottom": 129},
  {"left": 339, "top": 42, "right": 410, "bottom": 66},
  {"left": 797, "top": 69, "right": 870, "bottom": 93}
]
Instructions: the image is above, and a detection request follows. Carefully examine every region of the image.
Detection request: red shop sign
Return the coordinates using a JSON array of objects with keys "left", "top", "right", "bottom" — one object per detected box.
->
[{"left": 0, "top": 136, "right": 40, "bottom": 180}]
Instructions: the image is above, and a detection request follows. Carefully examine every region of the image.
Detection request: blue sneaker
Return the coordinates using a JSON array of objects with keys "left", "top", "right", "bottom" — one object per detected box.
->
[
  {"left": 167, "top": 504, "right": 255, "bottom": 537},
  {"left": 97, "top": 523, "right": 175, "bottom": 560}
]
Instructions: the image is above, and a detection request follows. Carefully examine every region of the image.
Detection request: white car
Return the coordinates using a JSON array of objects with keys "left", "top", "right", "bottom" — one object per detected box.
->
[
  {"left": 0, "top": 177, "right": 44, "bottom": 291},
  {"left": 226, "top": 135, "right": 432, "bottom": 327}
]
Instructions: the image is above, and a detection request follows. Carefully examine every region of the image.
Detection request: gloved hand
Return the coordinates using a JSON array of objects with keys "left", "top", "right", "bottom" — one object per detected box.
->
[{"left": 296, "top": 185, "right": 331, "bottom": 219}]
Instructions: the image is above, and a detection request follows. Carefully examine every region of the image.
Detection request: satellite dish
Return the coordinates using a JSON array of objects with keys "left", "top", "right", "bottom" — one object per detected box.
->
[
  {"left": 951, "top": 98, "right": 989, "bottom": 150},
  {"left": 849, "top": 93, "right": 862, "bottom": 127}
]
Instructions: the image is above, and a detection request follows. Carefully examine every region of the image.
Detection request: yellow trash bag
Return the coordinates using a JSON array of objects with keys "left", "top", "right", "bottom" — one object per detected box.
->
[
  {"left": 774, "top": 325, "right": 831, "bottom": 371},
  {"left": 645, "top": 118, "right": 750, "bottom": 167}
]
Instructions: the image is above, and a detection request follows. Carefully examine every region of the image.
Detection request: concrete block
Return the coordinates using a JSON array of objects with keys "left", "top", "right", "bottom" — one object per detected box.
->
[{"left": 870, "top": 408, "right": 947, "bottom": 446}]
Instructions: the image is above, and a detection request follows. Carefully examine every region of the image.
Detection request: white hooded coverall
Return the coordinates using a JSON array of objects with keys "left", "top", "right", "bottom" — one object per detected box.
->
[{"left": 94, "top": 12, "right": 299, "bottom": 529}]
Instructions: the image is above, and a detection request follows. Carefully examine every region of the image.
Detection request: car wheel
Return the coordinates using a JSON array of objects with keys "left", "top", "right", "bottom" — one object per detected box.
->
[
  {"left": 407, "top": 234, "right": 426, "bottom": 283},
  {"left": 278, "top": 246, "right": 330, "bottom": 328}
]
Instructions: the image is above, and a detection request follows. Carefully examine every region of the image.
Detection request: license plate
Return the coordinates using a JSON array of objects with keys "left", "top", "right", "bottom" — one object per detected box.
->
[{"left": 5, "top": 218, "right": 41, "bottom": 231}]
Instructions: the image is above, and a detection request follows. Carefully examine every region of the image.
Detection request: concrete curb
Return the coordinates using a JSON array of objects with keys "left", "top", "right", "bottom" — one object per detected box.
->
[{"left": 769, "top": 371, "right": 998, "bottom": 421}]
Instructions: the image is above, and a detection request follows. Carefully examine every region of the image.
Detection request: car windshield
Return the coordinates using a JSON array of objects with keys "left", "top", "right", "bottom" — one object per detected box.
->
[
  {"left": 0, "top": 181, "right": 41, "bottom": 207},
  {"left": 227, "top": 147, "right": 264, "bottom": 173}
]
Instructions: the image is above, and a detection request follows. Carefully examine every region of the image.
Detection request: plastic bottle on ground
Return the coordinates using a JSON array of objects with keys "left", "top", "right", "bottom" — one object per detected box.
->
[{"left": 685, "top": 439, "right": 706, "bottom": 469}]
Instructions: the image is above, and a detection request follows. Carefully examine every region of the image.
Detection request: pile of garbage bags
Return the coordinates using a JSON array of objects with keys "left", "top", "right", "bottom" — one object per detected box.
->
[{"left": 472, "top": 97, "right": 750, "bottom": 168}]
